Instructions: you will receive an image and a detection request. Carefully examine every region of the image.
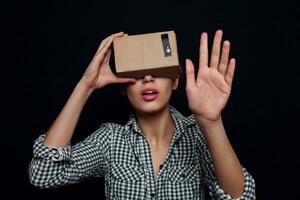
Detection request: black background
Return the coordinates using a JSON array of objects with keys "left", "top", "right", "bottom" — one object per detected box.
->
[{"left": 2, "top": 0, "right": 300, "bottom": 199}]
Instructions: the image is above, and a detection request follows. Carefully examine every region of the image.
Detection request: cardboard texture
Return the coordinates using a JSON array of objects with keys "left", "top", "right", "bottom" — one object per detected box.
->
[{"left": 112, "top": 30, "right": 180, "bottom": 78}]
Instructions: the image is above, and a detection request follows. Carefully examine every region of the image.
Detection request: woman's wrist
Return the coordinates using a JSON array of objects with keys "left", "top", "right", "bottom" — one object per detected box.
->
[
  {"left": 77, "top": 78, "right": 95, "bottom": 96},
  {"left": 194, "top": 115, "right": 225, "bottom": 139},
  {"left": 75, "top": 80, "right": 94, "bottom": 97},
  {"left": 195, "top": 114, "right": 222, "bottom": 128}
]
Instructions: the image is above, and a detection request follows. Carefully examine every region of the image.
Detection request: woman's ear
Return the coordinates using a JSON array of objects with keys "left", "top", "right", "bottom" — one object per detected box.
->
[{"left": 172, "top": 76, "right": 179, "bottom": 90}]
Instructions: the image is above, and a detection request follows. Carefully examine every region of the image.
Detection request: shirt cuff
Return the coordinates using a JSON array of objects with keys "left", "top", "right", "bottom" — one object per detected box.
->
[
  {"left": 210, "top": 167, "right": 256, "bottom": 200},
  {"left": 32, "top": 133, "right": 72, "bottom": 162}
]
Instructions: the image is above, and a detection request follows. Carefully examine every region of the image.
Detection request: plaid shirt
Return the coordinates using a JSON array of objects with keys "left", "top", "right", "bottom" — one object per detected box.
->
[{"left": 29, "top": 106, "right": 255, "bottom": 199}]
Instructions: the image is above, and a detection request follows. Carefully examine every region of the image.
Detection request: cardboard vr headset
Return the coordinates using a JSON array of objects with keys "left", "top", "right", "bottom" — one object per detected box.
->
[{"left": 112, "top": 30, "right": 180, "bottom": 78}]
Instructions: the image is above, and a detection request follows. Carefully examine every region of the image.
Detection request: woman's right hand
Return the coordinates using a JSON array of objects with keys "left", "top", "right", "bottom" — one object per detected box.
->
[{"left": 80, "top": 32, "right": 136, "bottom": 91}]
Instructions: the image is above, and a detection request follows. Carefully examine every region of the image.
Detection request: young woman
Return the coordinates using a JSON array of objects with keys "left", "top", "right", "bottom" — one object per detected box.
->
[{"left": 29, "top": 30, "right": 255, "bottom": 199}]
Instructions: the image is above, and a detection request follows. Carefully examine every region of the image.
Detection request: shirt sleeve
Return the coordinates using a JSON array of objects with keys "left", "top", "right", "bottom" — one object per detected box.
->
[
  {"left": 194, "top": 122, "right": 256, "bottom": 200},
  {"left": 28, "top": 123, "right": 112, "bottom": 188}
]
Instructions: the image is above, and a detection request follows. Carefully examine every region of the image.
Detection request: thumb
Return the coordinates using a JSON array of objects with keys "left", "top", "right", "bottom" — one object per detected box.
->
[{"left": 185, "top": 59, "right": 196, "bottom": 89}]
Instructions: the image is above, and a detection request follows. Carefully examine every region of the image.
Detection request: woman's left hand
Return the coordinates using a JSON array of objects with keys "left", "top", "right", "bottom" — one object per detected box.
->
[{"left": 185, "top": 30, "right": 236, "bottom": 122}]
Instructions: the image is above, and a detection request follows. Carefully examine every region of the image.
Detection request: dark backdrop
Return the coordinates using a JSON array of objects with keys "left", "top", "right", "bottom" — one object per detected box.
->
[{"left": 2, "top": 0, "right": 299, "bottom": 199}]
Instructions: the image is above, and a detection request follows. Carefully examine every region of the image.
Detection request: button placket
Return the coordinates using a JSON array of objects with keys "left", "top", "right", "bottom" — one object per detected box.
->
[{"left": 139, "top": 136, "right": 158, "bottom": 199}]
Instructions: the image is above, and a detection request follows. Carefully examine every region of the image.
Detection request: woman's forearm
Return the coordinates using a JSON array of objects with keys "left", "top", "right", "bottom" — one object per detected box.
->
[
  {"left": 196, "top": 116, "right": 244, "bottom": 199},
  {"left": 43, "top": 79, "right": 94, "bottom": 148}
]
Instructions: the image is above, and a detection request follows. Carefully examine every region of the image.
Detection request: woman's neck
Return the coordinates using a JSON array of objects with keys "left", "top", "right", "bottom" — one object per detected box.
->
[{"left": 135, "top": 105, "right": 175, "bottom": 146}]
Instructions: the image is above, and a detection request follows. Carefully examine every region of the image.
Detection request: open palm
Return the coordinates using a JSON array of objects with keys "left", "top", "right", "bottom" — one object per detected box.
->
[{"left": 185, "top": 30, "right": 236, "bottom": 122}]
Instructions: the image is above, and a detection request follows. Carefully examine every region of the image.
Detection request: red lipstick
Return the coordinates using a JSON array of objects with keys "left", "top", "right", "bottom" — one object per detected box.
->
[{"left": 141, "top": 88, "right": 159, "bottom": 101}]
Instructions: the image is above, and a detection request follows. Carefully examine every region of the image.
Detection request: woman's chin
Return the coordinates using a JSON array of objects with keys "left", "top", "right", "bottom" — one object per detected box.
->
[{"left": 134, "top": 102, "right": 168, "bottom": 115}]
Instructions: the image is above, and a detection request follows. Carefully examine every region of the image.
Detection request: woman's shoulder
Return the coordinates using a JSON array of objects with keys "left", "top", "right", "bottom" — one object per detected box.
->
[
  {"left": 95, "top": 121, "right": 128, "bottom": 133},
  {"left": 84, "top": 122, "right": 128, "bottom": 144}
]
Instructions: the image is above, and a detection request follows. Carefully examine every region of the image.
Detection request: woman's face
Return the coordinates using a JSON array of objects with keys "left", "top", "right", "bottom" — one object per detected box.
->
[{"left": 122, "top": 75, "right": 179, "bottom": 115}]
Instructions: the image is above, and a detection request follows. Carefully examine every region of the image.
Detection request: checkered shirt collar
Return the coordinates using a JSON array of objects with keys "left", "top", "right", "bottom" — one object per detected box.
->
[{"left": 124, "top": 105, "right": 197, "bottom": 142}]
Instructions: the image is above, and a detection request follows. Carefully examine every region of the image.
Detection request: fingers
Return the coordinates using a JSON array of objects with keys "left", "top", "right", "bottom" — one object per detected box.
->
[
  {"left": 96, "top": 32, "right": 125, "bottom": 54},
  {"left": 185, "top": 59, "right": 196, "bottom": 89},
  {"left": 96, "top": 35, "right": 113, "bottom": 58},
  {"left": 198, "top": 32, "right": 208, "bottom": 80},
  {"left": 201, "top": 30, "right": 234, "bottom": 84},
  {"left": 96, "top": 35, "right": 112, "bottom": 54},
  {"left": 114, "top": 77, "right": 136, "bottom": 84},
  {"left": 210, "top": 30, "right": 223, "bottom": 69},
  {"left": 112, "top": 31, "right": 125, "bottom": 37},
  {"left": 103, "top": 48, "right": 112, "bottom": 64},
  {"left": 218, "top": 40, "right": 230, "bottom": 75},
  {"left": 225, "top": 58, "right": 236, "bottom": 86}
]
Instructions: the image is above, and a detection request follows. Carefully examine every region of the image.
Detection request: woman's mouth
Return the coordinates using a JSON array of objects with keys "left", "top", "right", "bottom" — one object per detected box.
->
[{"left": 141, "top": 88, "right": 159, "bottom": 101}]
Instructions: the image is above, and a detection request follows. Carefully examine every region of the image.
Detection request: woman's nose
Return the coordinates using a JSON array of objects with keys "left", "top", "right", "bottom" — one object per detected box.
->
[{"left": 142, "top": 75, "right": 154, "bottom": 84}]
